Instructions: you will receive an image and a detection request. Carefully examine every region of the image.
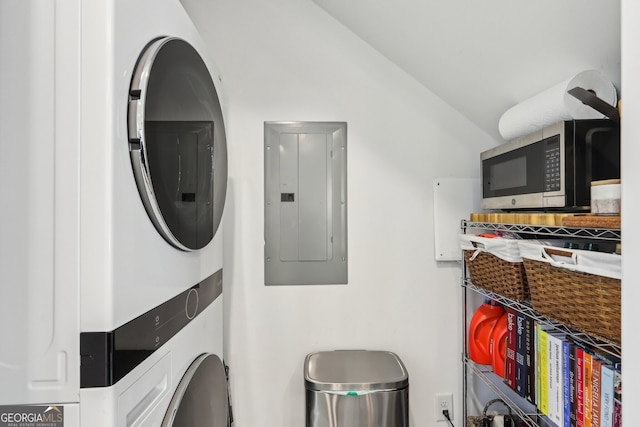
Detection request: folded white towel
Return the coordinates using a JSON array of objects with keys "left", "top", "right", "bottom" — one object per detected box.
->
[
  {"left": 517, "top": 241, "right": 621, "bottom": 280},
  {"left": 459, "top": 234, "right": 522, "bottom": 263}
]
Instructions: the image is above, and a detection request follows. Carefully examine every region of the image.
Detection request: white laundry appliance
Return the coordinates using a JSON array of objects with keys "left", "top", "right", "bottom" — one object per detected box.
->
[{"left": 0, "top": 0, "right": 229, "bottom": 425}]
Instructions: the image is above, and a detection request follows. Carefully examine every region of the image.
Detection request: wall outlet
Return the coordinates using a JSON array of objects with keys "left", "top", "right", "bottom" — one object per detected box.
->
[{"left": 435, "top": 392, "right": 454, "bottom": 422}]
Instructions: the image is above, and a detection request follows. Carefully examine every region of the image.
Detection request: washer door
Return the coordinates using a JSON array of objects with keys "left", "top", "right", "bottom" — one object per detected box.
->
[
  {"left": 162, "top": 353, "right": 229, "bottom": 427},
  {"left": 128, "top": 37, "right": 227, "bottom": 251}
]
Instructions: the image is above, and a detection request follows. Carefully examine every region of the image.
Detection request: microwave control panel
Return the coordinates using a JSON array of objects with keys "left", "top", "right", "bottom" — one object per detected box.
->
[{"left": 544, "top": 136, "right": 561, "bottom": 192}]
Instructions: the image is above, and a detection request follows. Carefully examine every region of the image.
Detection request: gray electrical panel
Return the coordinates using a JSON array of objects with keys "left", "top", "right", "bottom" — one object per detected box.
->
[{"left": 264, "top": 122, "right": 347, "bottom": 285}]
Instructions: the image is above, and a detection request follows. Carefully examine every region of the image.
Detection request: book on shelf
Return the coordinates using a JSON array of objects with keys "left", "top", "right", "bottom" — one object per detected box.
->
[
  {"left": 588, "top": 348, "right": 620, "bottom": 427},
  {"left": 515, "top": 310, "right": 527, "bottom": 397},
  {"left": 569, "top": 341, "right": 577, "bottom": 427},
  {"left": 612, "top": 367, "right": 621, "bottom": 427},
  {"left": 547, "top": 331, "right": 566, "bottom": 427},
  {"left": 525, "top": 315, "right": 536, "bottom": 405},
  {"left": 576, "top": 346, "right": 585, "bottom": 427},
  {"left": 584, "top": 350, "right": 593, "bottom": 427},
  {"left": 600, "top": 363, "right": 615, "bottom": 427},
  {"left": 536, "top": 321, "right": 541, "bottom": 409},
  {"left": 506, "top": 307, "right": 517, "bottom": 390},
  {"left": 591, "top": 356, "right": 602, "bottom": 427},
  {"left": 538, "top": 326, "right": 550, "bottom": 416},
  {"left": 563, "top": 339, "right": 571, "bottom": 427}
]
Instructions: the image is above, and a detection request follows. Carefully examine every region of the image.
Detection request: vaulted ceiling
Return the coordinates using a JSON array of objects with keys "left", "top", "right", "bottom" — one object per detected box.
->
[{"left": 312, "top": 0, "right": 621, "bottom": 142}]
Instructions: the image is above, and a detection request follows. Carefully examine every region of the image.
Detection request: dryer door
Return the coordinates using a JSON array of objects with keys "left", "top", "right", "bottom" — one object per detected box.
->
[
  {"left": 162, "top": 353, "right": 229, "bottom": 426},
  {"left": 128, "top": 37, "right": 227, "bottom": 251}
]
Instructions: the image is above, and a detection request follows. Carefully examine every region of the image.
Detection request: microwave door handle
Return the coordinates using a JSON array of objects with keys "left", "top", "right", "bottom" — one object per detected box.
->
[
  {"left": 584, "top": 127, "right": 615, "bottom": 184},
  {"left": 585, "top": 129, "right": 594, "bottom": 185},
  {"left": 567, "top": 86, "right": 620, "bottom": 124}
]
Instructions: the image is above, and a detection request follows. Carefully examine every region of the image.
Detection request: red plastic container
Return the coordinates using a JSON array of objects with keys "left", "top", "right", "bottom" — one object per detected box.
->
[
  {"left": 468, "top": 301, "right": 504, "bottom": 365},
  {"left": 490, "top": 312, "right": 509, "bottom": 378}
]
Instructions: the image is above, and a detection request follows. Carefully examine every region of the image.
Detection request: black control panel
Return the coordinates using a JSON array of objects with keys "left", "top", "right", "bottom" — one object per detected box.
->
[
  {"left": 544, "top": 136, "right": 561, "bottom": 192},
  {"left": 80, "top": 269, "right": 222, "bottom": 388}
]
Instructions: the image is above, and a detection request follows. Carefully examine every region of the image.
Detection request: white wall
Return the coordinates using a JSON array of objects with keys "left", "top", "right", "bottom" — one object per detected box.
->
[
  {"left": 181, "top": 0, "right": 497, "bottom": 425},
  {"left": 311, "top": 0, "right": 621, "bottom": 143},
  {"left": 620, "top": 1, "right": 639, "bottom": 425}
]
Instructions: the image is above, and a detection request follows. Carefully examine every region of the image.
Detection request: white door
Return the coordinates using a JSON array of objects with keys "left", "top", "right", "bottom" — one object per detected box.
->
[
  {"left": 162, "top": 354, "right": 229, "bottom": 426},
  {"left": 128, "top": 37, "right": 227, "bottom": 251}
]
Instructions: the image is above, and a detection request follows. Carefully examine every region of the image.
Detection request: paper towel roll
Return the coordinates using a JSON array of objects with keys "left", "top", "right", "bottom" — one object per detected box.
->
[{"left": 498, "top": 70, "right": 618, "bottom": 141}]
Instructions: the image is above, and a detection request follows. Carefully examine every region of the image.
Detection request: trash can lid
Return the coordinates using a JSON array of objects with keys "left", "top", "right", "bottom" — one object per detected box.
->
[{"left": 304, "top": 350, "right": 408, "bottom": 392}]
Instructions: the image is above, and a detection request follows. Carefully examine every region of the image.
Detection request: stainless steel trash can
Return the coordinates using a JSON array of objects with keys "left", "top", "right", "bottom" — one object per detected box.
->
[{"left": 304, "top": 350, "right": 409, "bottom": 427}]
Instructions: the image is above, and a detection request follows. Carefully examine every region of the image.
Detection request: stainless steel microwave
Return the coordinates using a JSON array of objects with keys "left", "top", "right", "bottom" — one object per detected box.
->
[{"left": 481, "top": 120, "right": 620, "bottom": 210}]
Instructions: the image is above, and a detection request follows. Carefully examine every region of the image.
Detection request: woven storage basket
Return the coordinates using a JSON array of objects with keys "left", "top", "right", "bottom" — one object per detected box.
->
[
  {"left": 519, "top": 244, "right": 621, "bottom": 346},
  {"left": 463, "top": 250, "right": 530, "bottom": 301}
]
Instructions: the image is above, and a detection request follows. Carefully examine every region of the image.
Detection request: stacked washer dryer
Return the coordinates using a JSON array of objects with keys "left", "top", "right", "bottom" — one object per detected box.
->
[{"left": 0, "top": 0, "right": 229, "bottom": 426}]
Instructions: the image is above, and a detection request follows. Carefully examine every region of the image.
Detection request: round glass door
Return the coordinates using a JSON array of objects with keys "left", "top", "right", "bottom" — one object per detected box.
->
[
  {"left": 128, "top": 37, "right": 227, "bottom": 251},
  {"left": 162, "top": 353, "right": 229, "bottom": 427}
]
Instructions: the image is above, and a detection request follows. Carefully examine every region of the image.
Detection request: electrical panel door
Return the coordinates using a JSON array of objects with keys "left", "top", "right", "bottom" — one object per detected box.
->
[{"left": 264, "top": 122, "right": 347, "bottom": 285}]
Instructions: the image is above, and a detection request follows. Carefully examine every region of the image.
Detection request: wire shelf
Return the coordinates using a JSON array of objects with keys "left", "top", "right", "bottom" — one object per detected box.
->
[
  {"left": 464, "top": 356, "right": 541, "bottom": 426},
  {"left": 463, "top": 279, "right": 621, "bottom": 358},
  {"left": 461, "top": 218, "right": 622, "bottom": 425},
  {"left": 461, "top": 220, "right": 621, "bottom": 241}
]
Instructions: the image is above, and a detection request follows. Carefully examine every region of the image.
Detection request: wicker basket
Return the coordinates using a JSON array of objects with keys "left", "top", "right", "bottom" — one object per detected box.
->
[
  {"left": 463, "top": 250, "right": 530, "bottom": 301},
  {"left": 520, "top": 246, "right": 621, "bottom": 346}
]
